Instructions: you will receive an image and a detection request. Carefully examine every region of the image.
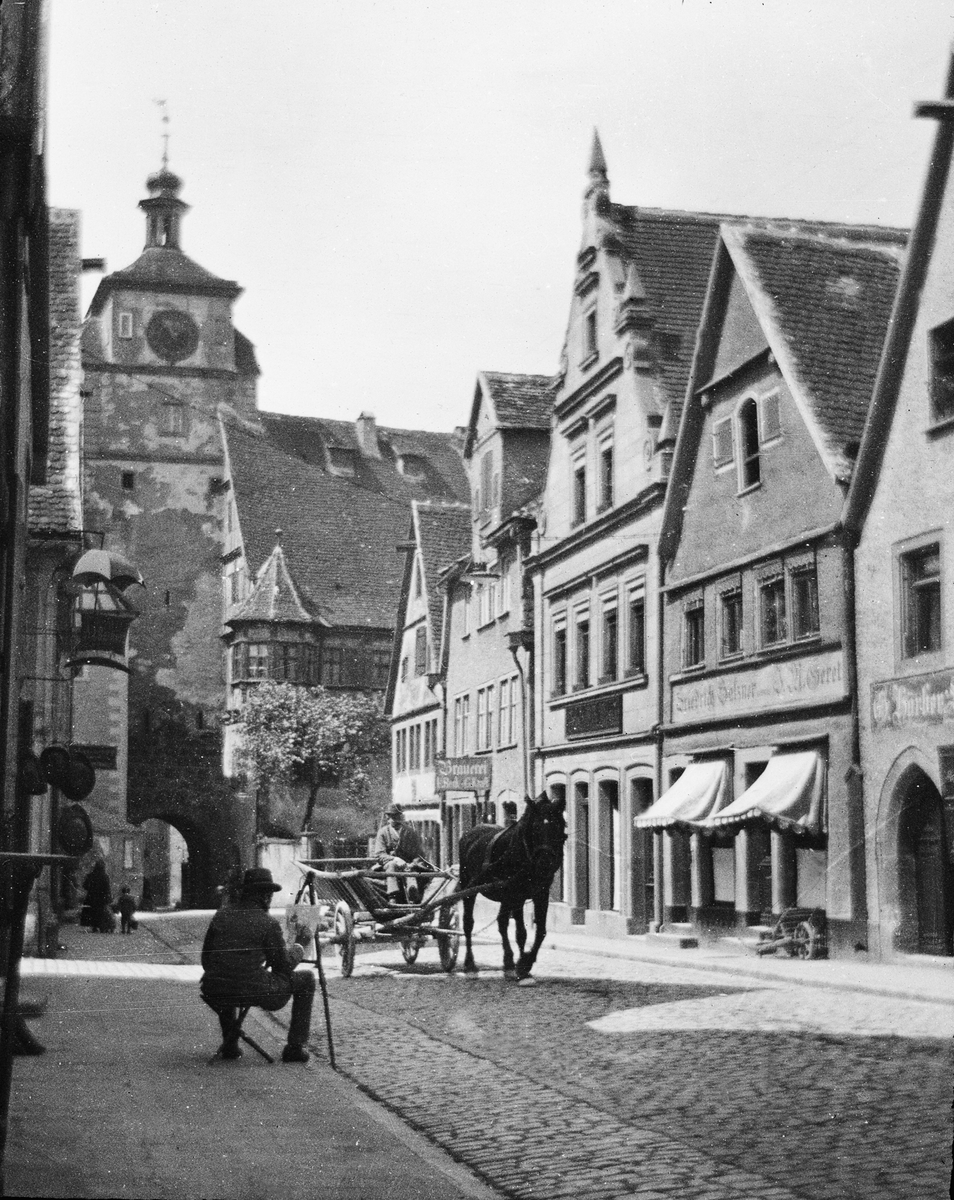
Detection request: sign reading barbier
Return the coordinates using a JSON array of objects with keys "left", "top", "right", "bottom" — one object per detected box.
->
[
  {"left": 871, "top": 669, "right": 954, "bottom": 730},
  {"left": 671, "top": 649, "right": 846, "bottom": 725},
  {"left": 435, "top": 755, "right": 492, "bottom": 793}
]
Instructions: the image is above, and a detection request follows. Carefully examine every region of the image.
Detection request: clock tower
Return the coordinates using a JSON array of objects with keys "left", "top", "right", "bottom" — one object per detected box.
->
[{"left": 78, "top": 164, "right": 260, "bottom": 904}]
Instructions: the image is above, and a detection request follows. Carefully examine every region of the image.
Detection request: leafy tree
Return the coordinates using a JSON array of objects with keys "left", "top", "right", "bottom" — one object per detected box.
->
[{"left": 235, "top": 681, "right": 389, "bottom": 834}]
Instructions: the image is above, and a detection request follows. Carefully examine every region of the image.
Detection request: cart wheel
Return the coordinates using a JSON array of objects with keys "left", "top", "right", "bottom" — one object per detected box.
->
[
  {"left": 437, "top": 900, "right": 460, "bottom": 972},
  {"left": 401, "top": 936, "right": 420, "bottom": 964},
  {"left": 792, "top": 920, "right": 816, "bottom": 960},
  {"left": 334, "top": 901, "right": 355, "bottom": 978}
]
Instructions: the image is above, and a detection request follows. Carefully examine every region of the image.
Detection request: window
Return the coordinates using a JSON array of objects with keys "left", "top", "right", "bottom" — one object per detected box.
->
[
  {"left": 462, "top": 587, "right": 471, "bottom": 636},
  {"left": 575, "top": 614, "right": 590, "bottom": 690},
  {"left": 414, "top": 626, "right": 427, "bottom": 675},
  {"left": 414, "top": 560, "right": 422, "bottom": 597},
  {"left": 684, "top": 602, "right": 705, "bottom": 668},
  {"left": 902, "top": 543, "right": 942, "bottom": 656},
  {"left": 488, "top": 577, "right": 499, "bottom": 620},
  {"left": 738, "top": 398, "right": 761, "bottom": 488},
  {"left": 507, "top": 677, "right": 518, "bottom": 744},
  {"left": 322, "top": 645, "right": 345, "bottom": 686},
  {"left": 229, "top": 569, "right": 241, "bottom": 605},
  {"left": 276, "top": 643, "right": 302, "bottom": 682},
  {"left": 759, "top": 392, "right": 782, "bottom": 442},
  {"left": 498, "top": 678, "right": 510, "bottom": 745},
  {"left": 396, "top": 728, "right": 406, "bottom": 774},
  {"left": 583, "top": 308, "right": 598, "bottom": 361},
  {"left": 791, "top": 567, "right": 820, "bottom": 640},
  {"left": 400, "top": 656, "right": 408, "bottom": 683},
  {"left": 597, "top": 440, "right": 614, "bottom": 512},
  {"left": 719, "top": 588, "right": 743, "bottom": 658},
  {"left": 124, "top": 837, "right": 134, "bottom": 869},
  {"left": 423, "top": 720, "right": 436, "bottom": 768},
  {"left": 373, "top": 646, "right": 392, "bottom": 689},
  {"left": 460, "top": 695, "right": 470, "bottom": 753},
  {"left": 759, "top": 575, "right": 787, "bottom": 646},
  {"left": 499, "top": 560, "right": 511, "bottom": 614},
  {"left": 410, "top": 724, "right": 421, "bottom": 771},
  {"left": 930, "top": 319, "right": 954, "bottom": 423},
  {"left": 121, "top": 470, "right": 135, "bottom": 491},
  {"left": 628, "top": 592, "right": 646, "bottom": 676},
  {"left": 600, "top": 605, "right": 618, "bottom": 682},
  {"left": 572, "top": 460, "right": 586, "bottom": 527},
  {"left": 480, "top": 452, "right": 493, "bottom": 518},
  {"left": 118, "top": 312, "right": 134, "bottom": 339},
  {"left": 453, "top": 698, "right": 463, "bottom": 756},
  {"left": 247, "top": 643, "right": 268, "bottom": 680},
  {"left": 160, "top": 402, "right": 185, "bottom": 437},
  {"left": 476, "top": 686, "right": 493, "bottom": 751},
  {"left": 553, "top": 626, "right": 568, "bottom": 696},
  {"left": 712, "top": 417, "right": 734, "bottom": 468}
]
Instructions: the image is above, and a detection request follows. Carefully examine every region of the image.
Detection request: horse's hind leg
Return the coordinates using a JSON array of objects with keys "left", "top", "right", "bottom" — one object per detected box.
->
[
  {"left": 462, "top": 894, "right": 478, "bottom": 975},
  {"left": 498, "top": 904, "right": 517, "bottom": 979}
]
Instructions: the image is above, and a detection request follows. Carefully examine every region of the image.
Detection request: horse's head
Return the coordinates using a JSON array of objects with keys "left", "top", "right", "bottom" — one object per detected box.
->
[{"left": 518, "top": 792, "right": 567, "bottom": 883}]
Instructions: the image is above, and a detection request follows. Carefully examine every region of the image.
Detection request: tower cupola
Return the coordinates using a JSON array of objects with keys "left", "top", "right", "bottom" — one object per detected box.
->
[{"left": 139, "top": 163, "right": 189, "bottom": 251}]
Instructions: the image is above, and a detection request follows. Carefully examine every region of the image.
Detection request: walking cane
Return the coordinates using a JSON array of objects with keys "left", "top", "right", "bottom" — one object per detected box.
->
[{"left": 313, "top": 932, "right": 335, "bottom": 1070}]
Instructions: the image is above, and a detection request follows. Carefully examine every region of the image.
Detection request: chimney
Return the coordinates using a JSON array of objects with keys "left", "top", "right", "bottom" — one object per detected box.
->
[{"left": 356, "top": 411, "right": 381, "bottom": 459}]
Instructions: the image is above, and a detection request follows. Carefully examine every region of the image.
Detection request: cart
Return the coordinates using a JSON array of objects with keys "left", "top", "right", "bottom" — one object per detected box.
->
[
  {"left": 284, "top": 858, "right": 462, "bottom": 978},
  {"left": 754, "top": 907, "right": 827, "bottom": 959}
]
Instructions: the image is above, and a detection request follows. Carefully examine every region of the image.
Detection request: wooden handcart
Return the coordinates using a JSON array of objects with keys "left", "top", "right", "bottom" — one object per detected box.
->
[
  {"left": 285, "top": 858, "right": 463, "bottom": 978},
  {"left": 754, "top": 907, "right": 827, "bottom": 960}
]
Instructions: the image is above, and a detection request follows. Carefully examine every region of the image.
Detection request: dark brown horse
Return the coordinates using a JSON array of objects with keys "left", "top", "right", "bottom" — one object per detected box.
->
[{"left": 459, "top": 792, "right": 567, "bottom": 983}]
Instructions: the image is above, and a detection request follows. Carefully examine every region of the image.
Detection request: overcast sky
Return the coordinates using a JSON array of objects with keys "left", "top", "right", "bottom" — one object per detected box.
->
[{"left": 48, "top": 1, "right": 954, "bottom": 433}]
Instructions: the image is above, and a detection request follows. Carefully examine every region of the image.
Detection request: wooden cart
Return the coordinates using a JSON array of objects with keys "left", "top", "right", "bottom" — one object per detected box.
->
[
  {"left": 754, "top": 907, "right": 828, "bottom": 960},
  {"left": 284, "top": 858, "right": 462, "bottom": 978}
]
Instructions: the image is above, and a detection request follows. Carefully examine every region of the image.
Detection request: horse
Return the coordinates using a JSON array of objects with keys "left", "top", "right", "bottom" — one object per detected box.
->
[{"left": 458, "top": 792, "right": 567, "bottom": 984}]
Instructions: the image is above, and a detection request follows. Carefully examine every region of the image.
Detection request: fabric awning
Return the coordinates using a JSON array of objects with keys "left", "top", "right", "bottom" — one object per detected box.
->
[
  {"left": 634, "top": 761, "right": 728, "bottom": 830},
  {"left": 702, "top": 751, "right": 824, "bottom": 836}
]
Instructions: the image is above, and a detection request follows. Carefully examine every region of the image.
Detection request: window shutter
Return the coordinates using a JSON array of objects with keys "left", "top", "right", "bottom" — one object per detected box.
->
[
  {"left": 481, "top": 453, "right": 493, "bottom": 513},
  {"left": 712, "top": 418, "right": 734, "bottom": 467},
  {"left": 759, "top": 392, "right": 782, "bottom": 443}
]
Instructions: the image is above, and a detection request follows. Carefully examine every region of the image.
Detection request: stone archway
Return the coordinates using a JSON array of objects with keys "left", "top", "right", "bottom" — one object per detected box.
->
[{"left": 878, "top": 752, "right": 954, "bottom": 957}]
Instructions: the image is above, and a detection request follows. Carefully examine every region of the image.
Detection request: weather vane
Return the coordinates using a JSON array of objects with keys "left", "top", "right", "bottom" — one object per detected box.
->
[{"left": 154, "top": 98, "right": 170, "bottom": 168}]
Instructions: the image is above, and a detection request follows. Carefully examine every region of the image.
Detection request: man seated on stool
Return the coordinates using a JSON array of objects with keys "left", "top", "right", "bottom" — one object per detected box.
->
[
  {"left": 200, "top": 867, "right": 315, "bottom": 1063},
  {"left": 373, "top": 803, "right": 425, "bottom": 904}
]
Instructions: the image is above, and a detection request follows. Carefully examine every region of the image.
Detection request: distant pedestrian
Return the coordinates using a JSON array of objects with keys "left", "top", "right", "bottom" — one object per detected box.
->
[
  {"left": 83, "top": 860, "right": 113, "bottom": 933},
  {"left": 115, "top": 886, "right": 137, "bottom": 934}
]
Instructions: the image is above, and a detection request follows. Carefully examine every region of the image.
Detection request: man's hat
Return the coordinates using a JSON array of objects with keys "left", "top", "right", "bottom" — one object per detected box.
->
[
  {"left": 385, "top": 803, "right": 403, "bottom": 817},
  {"left": 240, "top": 867, "right": 282, "bottom": 894}
]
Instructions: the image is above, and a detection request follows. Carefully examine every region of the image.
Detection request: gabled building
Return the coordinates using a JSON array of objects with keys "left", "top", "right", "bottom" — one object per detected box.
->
[
  {"left": 655, "top": 221, "right": 904, "bottom": 954},
  {"left": 386, "top": 500, "right": 471, "bottom": 863},
  {"left": 527, "top": 136, "right": 730, "bottom": 939},
  {"left": 431, "top": 370, "right": 555, "bottom": 858},
  {"left": 845, "top": 63, "right": 954, "bottom": 958}
]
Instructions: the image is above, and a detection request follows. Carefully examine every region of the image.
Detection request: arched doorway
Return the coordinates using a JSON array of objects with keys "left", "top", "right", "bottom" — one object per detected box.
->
[
  {"left": 137, "top": 815, "right": 222, "bottom": 910},
  {"left": 897, "top": 767, "right": 953, "bottom": 956}
]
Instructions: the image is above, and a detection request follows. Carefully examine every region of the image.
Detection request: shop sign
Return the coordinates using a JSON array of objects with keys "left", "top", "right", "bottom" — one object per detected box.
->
[
  {"left": 671, "top": 649, "right": 846, "bottom": 725},
  {"left": 565, "top": 693, "right": 623, "bottom": 740},
  {"left": 435, "top": 756, "right": 492, "bottom": 793},
  {"left": 870, "top": 670, "right": 954, "bottom": 731}
]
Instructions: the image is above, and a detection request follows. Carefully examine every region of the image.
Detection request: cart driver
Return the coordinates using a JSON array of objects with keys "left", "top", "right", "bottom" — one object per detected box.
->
[{"left": 373, "top": 803, "right": 426, "bottom": 904}]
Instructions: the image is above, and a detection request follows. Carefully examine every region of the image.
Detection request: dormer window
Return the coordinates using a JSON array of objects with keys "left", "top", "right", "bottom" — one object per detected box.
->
[
  {"left": 328, "top": 447, "right": 357, "bottom": 477},
  {"left": 398, "top": 454, "right": 426, "bottom": 480},
  {"left": 930, "top": 318, "right": 954, "bottom": 423}
]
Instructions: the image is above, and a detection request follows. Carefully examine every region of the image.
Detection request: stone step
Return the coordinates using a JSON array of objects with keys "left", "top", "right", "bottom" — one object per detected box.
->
[{"left": 649, "top": 927, "right": 699, "bottom": 950}]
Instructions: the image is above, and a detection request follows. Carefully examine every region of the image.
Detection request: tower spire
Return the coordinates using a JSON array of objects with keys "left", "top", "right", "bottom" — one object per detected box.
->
[
  {"left": 584, "top": 128, "right": 610, "bottom": 213},
  {"left": 155, "top": 98, "right": 170, "bottom": 169},
  {"left": 141, "top": 100, "right": 188, "bottom": 250}
]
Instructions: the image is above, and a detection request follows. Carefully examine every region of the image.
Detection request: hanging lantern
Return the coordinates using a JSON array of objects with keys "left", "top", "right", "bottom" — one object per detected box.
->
[{"left": 65, "top": 580, "right": 139, "bottom": 673}]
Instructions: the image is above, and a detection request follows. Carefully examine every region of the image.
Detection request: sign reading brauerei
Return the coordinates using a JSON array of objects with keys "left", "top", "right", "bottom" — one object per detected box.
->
[
  {"left": 871, "top": 669, "right": 954, "bottom": 730},
  {"left": 671, "top": 649, "right": 846, "bottom": 725},
  {"left": 434, "top": 756, "right": 492, "bottom": 793}
]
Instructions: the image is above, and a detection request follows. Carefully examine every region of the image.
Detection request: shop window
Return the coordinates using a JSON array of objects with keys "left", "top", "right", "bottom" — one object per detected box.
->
[
  {"left": 901, "top": 542, "right": 942, "bottom": 656},
  {"left": 683, "top": 602, "right": 705, "bottom": 668},
  {"left": 553, "top": 625, "right": 568, "bottom": 696},
  {"left": 791, "top": 566, "right": 820, "bottom": 640},
  {"left": 759, "top": 576, "right": 787, "bottom": 647},
  {"left": 627, "top": 593, "right": 646, "bottom": 676},
  {"left": 575, "top": 614, "right": 590, "bottom": 690},
  {"left": 600, "top": 605, "right": 618, "bottom": 683},
  {"left": 738, "top": 398, "right": 761, "bottom": 489},
  {"left": 929, "top": 318, "right": 954, "bottom": 423},
  {"left": 719, "top": 588, "right": 743, "bottom": 659},
  {"left": 712, "top": 417, "right": 734, "bottom": 468}
]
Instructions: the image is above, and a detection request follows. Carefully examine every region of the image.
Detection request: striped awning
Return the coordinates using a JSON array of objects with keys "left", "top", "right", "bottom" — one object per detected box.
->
[
  {"left": 702, "top": 752, "right": 824, "bottom": 836},
  {"left": 634, "top": 761, "right": 728, "bottom": 830}
]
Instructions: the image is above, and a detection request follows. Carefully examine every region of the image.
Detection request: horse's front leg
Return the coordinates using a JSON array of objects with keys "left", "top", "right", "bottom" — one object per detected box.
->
[
  {"left": 516, "top": 894, "right": 550, "bottom": 983},
  {"left": 498, "top": 904, "right": 517, "bottom": 979},
  {"left": 462, "top": 895, "right": 478, "bottom": 975}
]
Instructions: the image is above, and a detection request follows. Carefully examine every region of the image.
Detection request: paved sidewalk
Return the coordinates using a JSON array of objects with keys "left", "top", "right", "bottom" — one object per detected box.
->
[{"left": 6, "top": 917, "right": 499, "bottom": 1200}]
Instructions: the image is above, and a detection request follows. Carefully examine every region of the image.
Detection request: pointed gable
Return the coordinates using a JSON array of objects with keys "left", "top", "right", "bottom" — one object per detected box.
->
[
  {"left": 414, "top": 502, "right": 472, "bottom": 648},
  {"left": 228, "top": 542, "right": 316, "bottom": 625}
]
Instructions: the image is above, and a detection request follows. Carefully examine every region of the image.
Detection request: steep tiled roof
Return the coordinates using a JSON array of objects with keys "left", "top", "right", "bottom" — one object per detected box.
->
[
  {"left": 259, "top": 412, "right": 468, "bottom": 505},
  {"left": 92, "top": 246, "right": 241, "bottom": 304},
  {"left": 228, "top": 542, "right": 315, "bottom": 625},
  {"left": 234, "top": 329, "right": 260, "bottom": 376},
  {"left": 29, "top": 209, "right": 82, "bottom": 536},
  {"left": 481, "top": 372, "right": 557, "bottom": 429},
  {"left": 604, "top": 204, "right": 907, "bottom": 430},
  {"left": 414, "top": 502, "right": 472, "bottom": 646},
  {"left": 727, "top": 225, "right": 905, "bottom": 474}
]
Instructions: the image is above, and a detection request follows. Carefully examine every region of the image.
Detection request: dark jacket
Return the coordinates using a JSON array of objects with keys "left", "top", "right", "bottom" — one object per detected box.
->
[
  {"left": 200, "top": 898, "right": 296, "bottom": 1006},
  {"left": 83, "top": 863, "right": 111, "bottom": 908},
  {"left": 373, "top": 822, "right": 424, "bottom": 864}
]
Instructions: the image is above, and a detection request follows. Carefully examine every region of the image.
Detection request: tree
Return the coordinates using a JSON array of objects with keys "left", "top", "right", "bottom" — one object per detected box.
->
[{"left": 235, "top": 681, "right": 390, "bottom": 835}]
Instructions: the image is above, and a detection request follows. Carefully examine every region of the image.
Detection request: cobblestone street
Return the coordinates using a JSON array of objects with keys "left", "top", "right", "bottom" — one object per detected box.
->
[{"left": 315, "top": 936, "right": 952, "bottom": 1200}]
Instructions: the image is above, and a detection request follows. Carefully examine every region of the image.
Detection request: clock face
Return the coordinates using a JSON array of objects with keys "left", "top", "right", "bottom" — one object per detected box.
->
[{"left": 146, "top": 309, "right": 200, "bottom": 363}]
